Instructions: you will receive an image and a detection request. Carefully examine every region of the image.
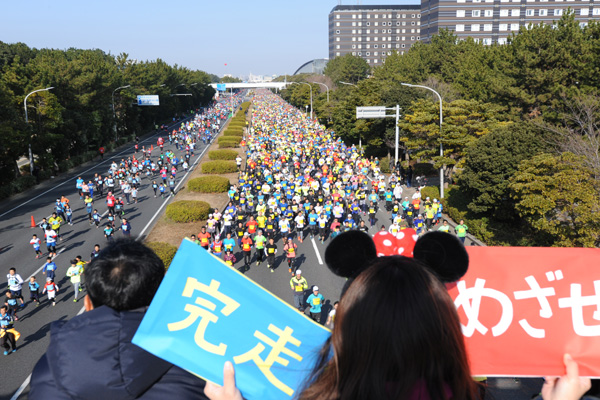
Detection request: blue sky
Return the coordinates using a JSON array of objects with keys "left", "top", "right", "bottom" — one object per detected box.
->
[{"left": 1, "top": 0, "right": 417, "bottom": 78}]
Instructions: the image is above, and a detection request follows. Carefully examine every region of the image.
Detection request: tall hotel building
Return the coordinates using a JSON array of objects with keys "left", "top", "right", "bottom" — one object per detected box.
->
[
  {"left": 420, "top": 0, "right": 598, "bottom": 44},
  {"left": 329, "top": 3, "right": 599, "bottom": 62},
  {"left": 328, "top": 4, "right": 422, "bottom": 66}
]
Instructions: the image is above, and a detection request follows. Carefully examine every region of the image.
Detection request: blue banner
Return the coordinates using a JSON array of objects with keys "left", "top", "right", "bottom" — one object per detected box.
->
[
  {"left": 132, "top": 239, "right": 331, "bottom": 400},
  {"left": 137, "top": 95, "right": 160, "bottom": 106},
  {"left": 217, "top": 83, "right": 226, "bottom": 91}
]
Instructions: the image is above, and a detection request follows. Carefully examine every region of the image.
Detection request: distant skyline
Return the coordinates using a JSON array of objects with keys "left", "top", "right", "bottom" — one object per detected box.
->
[{"left": 1, "top": 0, "right": 418, "bottom": 78}]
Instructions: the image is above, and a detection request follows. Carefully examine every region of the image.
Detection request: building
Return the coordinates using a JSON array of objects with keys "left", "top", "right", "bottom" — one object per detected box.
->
[
  {"left": 329, "top": 4, "right": 422, "bottom": 66},
  {"left": 294, "top": 59, "right": 329, "bottom": 75},
  {"left": 421, "top": 0, "right": 600, "bottom": 44}
]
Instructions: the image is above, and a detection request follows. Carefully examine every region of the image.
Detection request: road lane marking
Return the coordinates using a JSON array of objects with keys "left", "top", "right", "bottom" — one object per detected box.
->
[{"left": 310, "top": 237, "right": 324, "bottom": 265}]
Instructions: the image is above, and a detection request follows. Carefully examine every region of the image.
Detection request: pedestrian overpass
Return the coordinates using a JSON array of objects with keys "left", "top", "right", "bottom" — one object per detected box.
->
[{"left": 209, "top": 82, "right": 289, "bottom": 90}]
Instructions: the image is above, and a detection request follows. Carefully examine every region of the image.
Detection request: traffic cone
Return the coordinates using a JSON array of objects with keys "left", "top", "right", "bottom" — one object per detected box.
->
[
  {"left": 31, "top": 215, "right": 36, "bottom": 228},
  {"left": 151, "top": 145, "right": 154, "bottom": 152}
]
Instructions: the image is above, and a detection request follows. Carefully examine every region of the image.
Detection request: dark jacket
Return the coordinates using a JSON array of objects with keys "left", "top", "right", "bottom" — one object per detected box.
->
[{"left": 30, "top": 306, "right": 208, "bottom": 400}]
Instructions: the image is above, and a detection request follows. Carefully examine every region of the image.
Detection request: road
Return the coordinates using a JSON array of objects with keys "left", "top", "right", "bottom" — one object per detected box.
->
[
  {"left": 0, "top": 112, "right": 543, "bottom": 400},
  {"left": 0, "top": 111, "right": 228, "bottom": 400}
]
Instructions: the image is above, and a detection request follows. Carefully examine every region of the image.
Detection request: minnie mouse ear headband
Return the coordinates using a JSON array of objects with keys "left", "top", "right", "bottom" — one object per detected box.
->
[{"left": 325, "top": 229, "right": 468, "bottom": 289}]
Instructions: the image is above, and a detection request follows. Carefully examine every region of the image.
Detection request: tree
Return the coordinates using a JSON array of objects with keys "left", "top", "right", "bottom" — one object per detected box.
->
[
  {"left": 509, "top": 152, "right": 600, "bottom": 247},
  {"left": 399, "top": 98, "right": 508, "bottom": 177},
  {"left": 458, "top": 123, "right": 549, "bottom": 218},
  {"left": 324, "top": 54, "right": 369, "bottom": 85}
]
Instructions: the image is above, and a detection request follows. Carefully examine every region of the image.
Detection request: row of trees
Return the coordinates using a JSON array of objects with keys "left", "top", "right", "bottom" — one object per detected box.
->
[
  {"left": 280, "top": 13, "right": 600, "bottom": 247},
  {"left": 0, "top": 41, "right": 217, "bottom": 195}
]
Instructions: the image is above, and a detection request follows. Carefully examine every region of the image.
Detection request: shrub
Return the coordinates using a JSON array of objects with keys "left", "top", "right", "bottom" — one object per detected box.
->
[
  {"left": 413, "top": 163, "right": 437, "bottom": 177},
  {"left": 166, "top": 200, "right": 211, "bottom": 222},
  {"left": 146, "top": 242, "right": 178, "bottom": 270},
  {"left": 380, "top": 157, "right": 391, "bottom": 174},
  {"left": 223, "top": 131, "right": 243, "bottom": 137},
  {"left": 188, "top": 176, "right": 230, "bottom": 193},
  {"left": 420, "top": 186, "right": 440, "bottom": 201},
  {"left": 219, "top": 142, "right": 239, "bottom": 149},
  {"left": 218, "top": 136, "right": 242, "bottom": 145},
  {"left": 11, "top": 175, "right": 37, "bottom": 193},
  {"left": 209, "top": 150, "right": 238, "bottom": 160},
  {"left": 201, "top": 160, "right": 237, "bottom": 174}
]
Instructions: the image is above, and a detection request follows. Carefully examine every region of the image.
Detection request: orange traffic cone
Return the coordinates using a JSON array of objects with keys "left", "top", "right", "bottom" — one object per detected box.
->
[
  {"left": 31, "top": 215, "right": 36, "bottom": 228},
  {"left": 151, "top": 145, "right": 154, "bottom": 152}
]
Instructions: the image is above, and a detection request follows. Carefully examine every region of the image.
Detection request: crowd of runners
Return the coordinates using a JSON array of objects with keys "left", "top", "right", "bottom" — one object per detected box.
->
[
  {"left": 185, "top": 89, "right": 468, "bottom": 323},
  {"left": 2, "top": 95, "right": 244, "bottom": 355}
]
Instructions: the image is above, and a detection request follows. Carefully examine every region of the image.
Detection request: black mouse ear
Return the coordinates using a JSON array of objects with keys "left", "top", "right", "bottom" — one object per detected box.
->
[
  {"left": 413, "top": 231, "right": 469, "bottom": 283},
  {"left": 325, "top": 231, "right": 377, "bottom": 279}
]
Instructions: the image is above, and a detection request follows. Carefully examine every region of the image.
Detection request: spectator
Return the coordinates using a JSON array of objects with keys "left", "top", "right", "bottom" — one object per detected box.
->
[{"left": 30, "top": 239, "right": 208, "bottom": 400}]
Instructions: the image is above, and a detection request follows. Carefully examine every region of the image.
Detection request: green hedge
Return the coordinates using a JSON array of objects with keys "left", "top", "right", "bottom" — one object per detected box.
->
[
  {"left": 218, "top": 136, "right": 242, "bottom": 145},
  {"left": 219, "top": 142, "right": 239, "bottom": 149},
  {"left": 166, "top": 200, "right": 211, "bottom": 223},
  {"left": 188, "top": 176, "right": 230, "bottom": 193},
  {"left": 440, "top": 186, "right": 493, "bottom": 244},
  {"left": 0, "top": 175, "right": 38, "bottom": 200},
  {"left": 380, "top": 157, "right": 391, "bottom": 174},
  {"left": 223, "top": 131, "right": 243, "bottom": 137},
  {"left": 146, "top": 242, "right": 178, "bottom": 270},
  {"left": 421, "top": 186, "right": 440, "bottom": 201},
  {"left": 209, "top": 149, "right": 238, "bottom": 160},
  {"left": 201, "top": 160, "right": 237, "bottom": 174}
]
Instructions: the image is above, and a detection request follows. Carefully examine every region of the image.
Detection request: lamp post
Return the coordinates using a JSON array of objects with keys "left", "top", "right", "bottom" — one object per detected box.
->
[
  {"left": 401, "top": 83, "right": 444, "bottom": 198},
  {"left": 313, "top": 82, "right": 329, "bottom": 102},
  {"left": 24, "top": 86, "right": 54, "bottom": 175},
  {"left": 112, "top": 85, "right": 131, "bottom": 141},
  {"left": 287, "top": 82, "right": 312, "bottom": 119}
]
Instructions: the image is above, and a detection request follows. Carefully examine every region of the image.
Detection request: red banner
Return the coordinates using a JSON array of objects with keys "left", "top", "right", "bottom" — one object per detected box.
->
[{"left": 448, "top": 246, "right": 600, "bottom": 377}]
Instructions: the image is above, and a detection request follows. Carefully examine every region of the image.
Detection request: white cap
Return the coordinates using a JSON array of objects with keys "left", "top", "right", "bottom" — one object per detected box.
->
[
  {"left": 313, "top": 286, "right": 319, "bottom": 291},
  {"left": 244, "top": 232, "right": 249, "bottom": 236},
  {"left": 296, "top": 269, "right": 302, "bottom": 275}
]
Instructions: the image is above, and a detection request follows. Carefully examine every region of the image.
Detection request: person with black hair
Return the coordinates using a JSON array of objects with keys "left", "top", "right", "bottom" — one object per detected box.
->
[{"left": 30, "top": 239, "right": 208, "bottom": 400}]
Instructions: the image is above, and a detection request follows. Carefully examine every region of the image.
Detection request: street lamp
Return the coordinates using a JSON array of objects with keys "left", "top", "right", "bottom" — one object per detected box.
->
[
  {"left": 287, "top": 82, "right": 313, "bottom": 119},
  {"left": 305, "top": 105, "right": 308, "bottom": 115},
  {"left": 24, "top": 86, "right": 54, "bottom": 175},
  {"left": 112, "top": 85, "right": 131, "bottom": 141},
  {"left": 401, "top": 83, "right": 444, "bottom": 198},
  {"left": 312, "top": 82, "right": 329, "bottom": 102}
]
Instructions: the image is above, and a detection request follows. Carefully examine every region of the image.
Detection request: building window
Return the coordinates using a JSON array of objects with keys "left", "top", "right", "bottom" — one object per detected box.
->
[
  {"left": 412, "top": 14, "right": 416, "bottom": 17},
  {"left": 484, "top": 23, "right": 493, "bottom": 31},
  {"left": 358, "top": 52, "right": 362, "bottom": 56},
  {"left": 402, "top": 14, "right": 407, "bottom": 18},
  {"left": 352, "top": 52, "right": 356, "bottom": 56},
  {"left": 352, "top": 44, "right": 356, "bottom": 49},
  {"left": 484, "top": 9, "right": 493, "bottom": 16},
  {"left": 358, "top": 44, "right": 362, "bottom": 49},
  {"left": 336, "top": 45, "right": 340, "bottom": 49},
  {"left": 367, "top": 29, "right": 371, "bottom": 33},
  {"left": 366, "top": 44, "right": 370, "bottom": 48},
  {"left": 366, "top": 52, "right": 370, "bottom": 56},
  {"left": 336, "top": 22, "right": 340, "bottom": 27},
  {"left": 336, "top": 30, "right": 340, "bottom": 34},
  {"left": 472, "top": 10, "right": 481, "bottom": 16},
  {"left": 500, "top": 9, "right": 509, "bottom": 16},
  {"left": 483, "top": 38, "right": 492, "bottom": 45},
  {"left": 374, "top": 29, "right": 378, "bottom": 33},
  {"left": 456, "top": 24, "right": 465, "bottom": 31},
  {"left": 352, "top": 22, "right": 356, "bottom": 26},
  {"left": 374, "top": 14, "right": 378, "bottom": 18},
  {"left": 396, "top": 44, "right": 400, "bottom": 48},
  {"left": 498, "top": 37, "right": 508, "bottom": 44},
  {"left": 374, "top": 44, "right": 378, "bottom": 48},
  {"left": 402, "top": 21, "right": 407, "bottom": 26},
  {"left": 336, "top": 37, "right": 340, "bottom": 41},
  {"left": 374, "top": 59, "right": 378, "bottom": 64},
  {"left": 581, "top": 7, "right": 590, "bottom": 14},
  {"left": 471, "top": 24, "right": 481, "bottom": 31},
  {"left": 402, "top": 29, "right": 406, "bottom": 33},
  {"left": 374, "top": 22, "right": 378, "bottom": 26},
  {"left": 417, "top": 35, "right": 420, "bottom": 39},
  {"left": 411, "top": 21, "right": 416, "bottom": 25},
  {"left": 554, "top": 8, "right": 563, "bottom": 15},
  {"left": 499, "top": 23, "right": 508, "bottom": 30},
  {"left": 397, "top": 22, "right": 400, "bottom": 26},
  {"left": 336, "top": 52, "right": 341, "bottom": 56},
  {"left": 411, "top": 36, "right": 416, "bottom": 40},
  {"left": 510, "top": 23, "right": 520, "bottom": 30},
  {"left": 526, "top": 8, "right": 535, "bottom": 15},
  {"left": 511, "top": 8, "right": 521, "bottom": 15},
  {"left": 593, "top": 8, "right": 600, "bottom": 15},
  {"left": 374, "top": 51, "right": 378, "bottom": 56},
  {"left": 367, "top": 14, "right": 371, "bottom": 18},
  {"left": 352, "top": 37, "right": 356, "bottom": 41},
  {"left": 352, "top": 14, "right": 356, "bottom": 19},
  {"left": 539, "top": 8, "right": 548, "bottom": 15},
  {"left": 366, "top": 22, "right": 370, "bottom": 26},
  {"left": 336, "top": 15, "right": 340, "bottom": 19},
  {"left": 388, "top": 29, "right": 392, "bottom": 33},
  {"left": 418, "top": 14, "right": 421, "bottom": 17}
]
